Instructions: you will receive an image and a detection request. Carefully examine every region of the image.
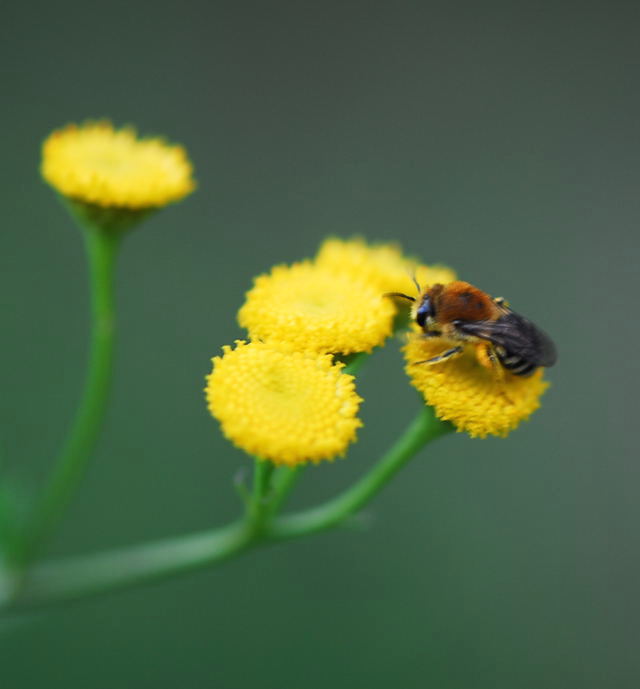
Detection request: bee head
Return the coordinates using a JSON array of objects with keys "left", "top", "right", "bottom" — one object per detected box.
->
[
  {"left": 415, "top": 296, "right": 435, "bottom": 328},
  {"left": 414, "top": 284, "right": 445, "bottom": 329}
]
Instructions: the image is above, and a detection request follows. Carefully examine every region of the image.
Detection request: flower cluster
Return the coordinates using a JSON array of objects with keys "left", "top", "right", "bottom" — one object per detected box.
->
[
  {"left": 41, "top": 119, "right": 551, "bottom": 449},
  {"left": 207, "top": 238, "right": 450, "bottom": 465},
  {"left": 20, "top": 119, "right": 558, "bottom": 615}
]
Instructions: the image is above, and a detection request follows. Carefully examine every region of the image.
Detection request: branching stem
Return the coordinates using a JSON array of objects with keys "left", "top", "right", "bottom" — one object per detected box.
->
[{"left": 3, "top": 407, "right": 451, "bottom": 614}]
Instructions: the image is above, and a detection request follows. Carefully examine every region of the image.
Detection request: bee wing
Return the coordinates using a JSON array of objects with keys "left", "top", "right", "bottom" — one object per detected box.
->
[{"left": 456, "top": 311, "right": 557, "bottom": 367}]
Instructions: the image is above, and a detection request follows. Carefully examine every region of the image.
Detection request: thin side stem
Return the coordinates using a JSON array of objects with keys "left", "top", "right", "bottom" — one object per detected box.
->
[
  {"left": 245, "top": 459, "right": 275, "bottom": 534},
  {"left": 267, "top": 405, "right": 453, "bottom": 540},
  {"left": 21, "top": 227, "right": 120, "bottom": 563},
  {"left": 268, "top": 466, "right": 303, "bottom": 517}
]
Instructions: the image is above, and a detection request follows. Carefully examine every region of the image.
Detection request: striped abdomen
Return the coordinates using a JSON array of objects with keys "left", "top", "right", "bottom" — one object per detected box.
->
[{"left": 495, "top": 348, "right": 538, "bottom": 377}]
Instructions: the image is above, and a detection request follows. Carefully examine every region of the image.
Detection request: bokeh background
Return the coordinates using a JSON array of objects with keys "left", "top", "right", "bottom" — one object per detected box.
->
[{"left": 1, "top": 1, "right": 638, "bottom": 687}]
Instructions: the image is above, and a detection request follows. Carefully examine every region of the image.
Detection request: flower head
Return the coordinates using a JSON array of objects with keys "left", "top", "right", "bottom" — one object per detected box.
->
[
  {"left": 206, "top": 341, "right": 362, "bottom": 465},
  {"left": 315, "top": 237, "right": 456, "bottom": 297},
  {"left": 238, "top": 261, "right": 396, "bottom": 354},
  {"left": 315, "top": 237, "right": 416, "bottom": 293},
  {"left": 41, "top": 121, "right": 195, "bottom": 210},
  {"left": 411, "top": 264, "right": 457, "bottom": 292},
  {"left": 403, "top": 331, "right": 549, "bottom": 438}
]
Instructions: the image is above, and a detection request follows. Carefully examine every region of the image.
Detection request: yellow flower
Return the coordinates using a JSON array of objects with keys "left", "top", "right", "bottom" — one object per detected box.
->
[
  {"left": 403, "top": 331, "right": 549, "bottom": 438},
  {"left": 315, "top": 237, "right": 456, "bottom": 297},
  {"left": 411, "top": 264, "right": 457, "bottom": 292},
  {"left": 206, "top": 341, "right": 362, "bottom": 465},
  {"left": 41, "top": 121, "right": 195, "bottom": 209},
  {"left": 238, "top": 261, "right": 396, "bottom": 354},
  {"left": 315, "top": 237, "right": 416, "bottom": 292}
]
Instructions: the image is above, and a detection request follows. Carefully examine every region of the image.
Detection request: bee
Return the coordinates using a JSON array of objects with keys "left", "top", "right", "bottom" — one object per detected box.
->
[{"left": 387, "top": 281, "right": 557, "bottom": 377}]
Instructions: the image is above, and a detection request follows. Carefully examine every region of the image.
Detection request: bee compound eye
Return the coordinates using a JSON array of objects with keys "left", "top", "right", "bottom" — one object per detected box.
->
[{"left": 416, "top": 297, "right": 433, "bottom": 328}]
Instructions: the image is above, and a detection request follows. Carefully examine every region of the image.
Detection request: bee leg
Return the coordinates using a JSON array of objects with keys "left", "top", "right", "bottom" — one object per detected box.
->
[
  {"left": 475, "top": 342, "right": 498, "bottom": 372},
  {"left": 476, "top": 343, "right": 514, "bottom": 404},
  {"left": 412, "top": 346, "right": 463, "bottom": 366}
]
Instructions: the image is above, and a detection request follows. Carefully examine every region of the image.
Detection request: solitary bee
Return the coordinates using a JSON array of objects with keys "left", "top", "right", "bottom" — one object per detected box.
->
[{"left": 387, "top": 281, "right": 557, "bottom": 377}]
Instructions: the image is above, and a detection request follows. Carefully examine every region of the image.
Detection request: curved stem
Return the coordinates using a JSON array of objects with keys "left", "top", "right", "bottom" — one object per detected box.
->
[
  {"left": 267, "top": 405, "right": 452, "bottom": 540},
  {"left": 22, "top": 227, "right": 120, "bottom": 563}
]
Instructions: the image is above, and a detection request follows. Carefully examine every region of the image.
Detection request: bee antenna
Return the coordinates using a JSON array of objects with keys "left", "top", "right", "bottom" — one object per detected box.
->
[
  {"left": 411, "top": 273, "right": 422, "bottom": 295},
  {"left": 384, "top": 292, "right": 416, "bottom": 302}
]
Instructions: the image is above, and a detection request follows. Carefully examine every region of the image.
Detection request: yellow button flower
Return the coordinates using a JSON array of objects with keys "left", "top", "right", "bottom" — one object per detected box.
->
[
  {"left": 41, "top": 121, "right": 195, "bottom": 209},
  {"left": 238, "top": 261, "right": 396, "bottom": 355},
  {"left": 403, "top": 331, "right": 549, "bottom": 438},
  {"left": 315, "top": 237, "right": 456, "bottom": 297},
  {"left": 206, "top": 341, "right": 363, "bottom": 466},
  {"left": 315, "top": 237, "right": 416, "bottom": 293},
  {"left": 409, "top": 263, "right": 457, "bottom": 293}
]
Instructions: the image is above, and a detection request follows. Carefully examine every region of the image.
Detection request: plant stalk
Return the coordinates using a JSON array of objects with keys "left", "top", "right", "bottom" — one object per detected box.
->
[{"left": 21, "top": 226, "right": 120, "bottom": 564}]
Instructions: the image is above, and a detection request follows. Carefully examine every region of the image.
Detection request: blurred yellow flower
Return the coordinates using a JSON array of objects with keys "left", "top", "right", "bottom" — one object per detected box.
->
[
  {"left": 315, "top": 237, "right": 416, "bottom": 293},
  {"left": 315, "top": 237, "right": 456, "bottom": 298},
  {"left": 410, "top": 264, "right": 457, "bottom": 293},
  {"left": 238, "top": 261, "right": 396, "bottom": 354},
  {"left": 41, "top": 121, "right": 195, "bottom": 209},
  {"left": 403, "top": 331, "right": 549, "bottom": 438},
  {"left": 206, "top": 341, "right": 362, "bottom": 465}
]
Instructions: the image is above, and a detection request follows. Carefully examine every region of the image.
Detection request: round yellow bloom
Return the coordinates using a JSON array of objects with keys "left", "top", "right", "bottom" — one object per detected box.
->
[
  {"left": 238, "top": 261, "right": 396, "bottom": 354},
  {"left": 41, "top": 121, "right": 195, "bottom": 209},
  {"left": 315, "top": 237, "right": 416, "bottom": 293},
  {"left": 206, "top": 341, "right": 363, "bottom": 465},
  {"left": 315, "top": 237, "right": 456, "bottom": 297},
  {"left": 411, "top": 263, "right": 457, "bottom": 291},
  {"left": 403, "top": 332, "right": 549, "bottom": 438}
]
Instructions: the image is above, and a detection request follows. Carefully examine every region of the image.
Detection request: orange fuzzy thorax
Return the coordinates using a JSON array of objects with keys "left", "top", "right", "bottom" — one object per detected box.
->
[{"left": 428, "top": 281, "right": 499, "bottom": 324}]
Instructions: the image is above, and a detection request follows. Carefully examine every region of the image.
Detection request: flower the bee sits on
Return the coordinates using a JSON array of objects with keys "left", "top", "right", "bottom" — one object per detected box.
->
[{"left": 395, "top": 280, "right": 556, "bottom": 438}]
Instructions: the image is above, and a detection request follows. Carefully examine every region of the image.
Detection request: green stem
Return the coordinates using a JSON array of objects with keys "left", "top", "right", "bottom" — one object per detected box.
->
[
  {"left": 22, "top": 227, "right": 120, "bottom": 563},
  {"left": 245, "top": 459, "right": 274, "bottom": 533},
  {"left": 10, "top": 522, "right": 252, "bottom": 609},
  {"left": 267, "top": 405, "right": 452, "bottom": 540},
  {"left": 3, "top": 407, "right": 451, "bottom": 612},
  {"left": 268, "top": 466, "right": 303, "bottom": 517},
  {"left": 341, "top": 351, "right": 370, "bottom": 376}
]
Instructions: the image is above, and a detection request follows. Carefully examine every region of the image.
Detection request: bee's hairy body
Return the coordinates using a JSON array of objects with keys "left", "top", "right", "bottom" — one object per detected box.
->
[{"left": 389, "top": 281, "right": 557, "bottom": 377}]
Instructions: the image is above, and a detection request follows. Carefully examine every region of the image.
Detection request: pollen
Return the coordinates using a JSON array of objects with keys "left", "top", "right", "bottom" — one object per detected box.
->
[
  {"left": 206, "top": 341, "right": 363, "bottom": 466},
  {"left": 238, "top": 261, "right": 396, "bottom": 355},
  {"left": 41, "top": 121, "right": 195, "bottom": 209},
  {"left": 403, "top": 332, "right": 549, "bottom": 438}
]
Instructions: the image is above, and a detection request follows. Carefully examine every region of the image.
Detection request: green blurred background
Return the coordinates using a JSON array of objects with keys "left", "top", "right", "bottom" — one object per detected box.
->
[{"left": 1, "top": 1, "right": 637, "bottom": 687}]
